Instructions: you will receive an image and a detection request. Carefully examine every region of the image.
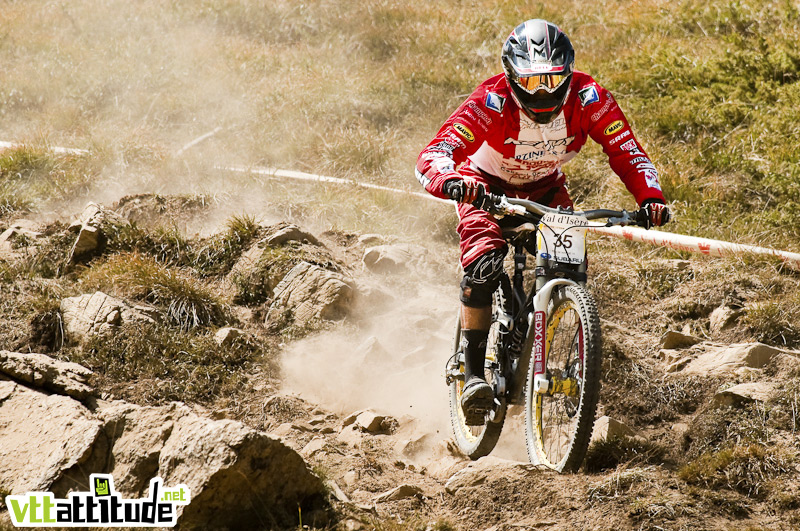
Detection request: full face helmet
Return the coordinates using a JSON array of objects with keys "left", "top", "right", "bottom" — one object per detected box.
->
[{"left": 501, "top": 19, "right": 575, "bottom": 124}]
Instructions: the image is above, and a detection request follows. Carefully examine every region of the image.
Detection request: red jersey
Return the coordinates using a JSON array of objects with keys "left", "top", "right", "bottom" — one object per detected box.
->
[{"left": 415, "top": 71, "right": 665, "bottom": 206}]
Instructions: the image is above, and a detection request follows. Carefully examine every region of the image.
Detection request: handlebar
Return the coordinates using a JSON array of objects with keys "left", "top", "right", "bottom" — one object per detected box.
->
[{"left": 483, "top": 193, "right": 648, "bottom": 228}]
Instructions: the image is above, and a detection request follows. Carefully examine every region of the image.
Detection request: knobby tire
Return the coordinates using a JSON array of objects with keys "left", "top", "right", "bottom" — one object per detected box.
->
[
  {"left": 524, "top": 284, "right": 602, "bottom": 472},
  {"left": 448, "top": 279, "right": 510, "bottom": 459}
]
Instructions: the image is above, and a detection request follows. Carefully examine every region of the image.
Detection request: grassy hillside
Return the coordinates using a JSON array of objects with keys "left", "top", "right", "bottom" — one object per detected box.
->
[
  {"left": 2, "top": 0, "right": 800, "bottom": 245},
  {"left": 3, "top": 3, "right": 800, "bottom": 529}
]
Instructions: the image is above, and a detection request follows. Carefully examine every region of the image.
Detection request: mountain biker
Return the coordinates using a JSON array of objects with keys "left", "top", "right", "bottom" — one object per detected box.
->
[{"left": 415, "top": 19, "right": 671, "bottom": 425}]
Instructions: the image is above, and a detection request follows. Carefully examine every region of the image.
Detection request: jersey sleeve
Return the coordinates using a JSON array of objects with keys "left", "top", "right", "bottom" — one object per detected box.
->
[
  {"left": 581, "top": 83, "right": 666, "bottom": 206},
  {"left": 415, "top": 86, "right": 500, "bottom": 199}
]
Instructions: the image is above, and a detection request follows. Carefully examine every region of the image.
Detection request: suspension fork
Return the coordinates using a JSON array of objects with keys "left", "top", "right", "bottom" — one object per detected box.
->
[{"left": 529, "top": 278, "right": 580, "bottom": 395}]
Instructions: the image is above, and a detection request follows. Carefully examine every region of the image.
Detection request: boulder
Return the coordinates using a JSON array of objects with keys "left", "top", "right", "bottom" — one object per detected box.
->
[
  {"left": 373, "top": 484, "right": 423, "bottom": 503},
  {"left": 659, "top": 331, "right": 702, "bottom": 350},
  {"left": 57, "top": 400, "right": 326, "bottom": 528},
  {"left": 357, "top": 337, "right": 390, "bottom": 365},
  {"left": 0, "top": 379, "right": 102, "bottom": 494},
  {"left": 60, "top": 291, "right": 156, "bottom": 343},
  {"left": 354, "top": 410, "right": 397, "bottom": 433},
  {"left": 0, "top": 351, "right": 93, "bottom": 400},
  {"left": 267, "top": 262, "right": 354, "bottom": 326},
  {"left": 0, "top": 220, "right": 43, "bottom": 261},
  {"left": 444, "top": 456, "right": 536, "bottom": 494},
  {"left": 67, "top": 203, "right": 127, "bottom": 262},
  {"left": 709, "top": 306, "right": 743, "bottom": 335},
  {"left": 591, "top": 416, "right": 636, "bottom": 443},
  {"left": 301, "top": 437, "right": 327, "bottom": 457},
  {"left": 712, "top": 382, "right": 778, "bottom": 408},
  {"left": 362, "top": 244, "right": 425, "bottom": 273},
  {"left": 266, "top": 224, "right": 320, "bottom": 246},
  {"left": 681, "top": 343, "right": 781, "bottom": 375},
  {"left": 213, "top": 326, "right": 244, "bottom": 347},
  {"left": 0, "top": 377, "right": 324, "bottom": 528},
  {"left": 336, "top": 424, "right": 364, "bottom": 448}
]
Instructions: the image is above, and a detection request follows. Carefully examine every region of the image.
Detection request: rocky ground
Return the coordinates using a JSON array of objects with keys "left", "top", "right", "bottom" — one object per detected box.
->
[{"left": 1, "top": 195, "right": 799, "bottom": 530}]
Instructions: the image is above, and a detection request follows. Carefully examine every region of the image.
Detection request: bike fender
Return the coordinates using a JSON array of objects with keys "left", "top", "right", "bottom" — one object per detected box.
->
[{"left": 531, "top": 279, "right": 579, "bottom": 314}]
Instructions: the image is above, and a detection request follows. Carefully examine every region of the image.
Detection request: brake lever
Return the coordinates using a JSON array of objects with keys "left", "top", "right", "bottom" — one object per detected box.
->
[
  {"left": 490, "top": 196, "right": 528, "bottom": 218},
  {"left": 606, "top": 210, "right": 635, "bottom": 227}
]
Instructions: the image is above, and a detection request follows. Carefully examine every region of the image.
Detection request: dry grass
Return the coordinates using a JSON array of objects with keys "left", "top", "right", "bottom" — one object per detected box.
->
[
  {"left": 82, "top": 252, "right": 228, "bottom": 330},
  {"left": 74, "top": 321, "right": 276, "bottom": 404},
  {"left": 584, "top": 435, "right": 668, "bottom": 473},
  {"left": 679, "top": 444, "right": 796, "bottom": 497}
]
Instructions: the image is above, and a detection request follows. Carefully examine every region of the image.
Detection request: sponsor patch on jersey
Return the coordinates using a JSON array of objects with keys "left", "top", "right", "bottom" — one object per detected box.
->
[
  {"left": 485, "top": 92, "right": 506, "bottom": 113},
  {"left": 591, "top": 94, "right": 614, "bottom": 122},
  {"left": 604, "top": 120, "right": 624, "bottom": 136},
  {"left": 609, "top": 130, "right": 631, "bottom": 145},
  {"left": 619, "top": 139, "right": 638, "bottom": 151},
  {"left": 578, "top": 86, "right": 600, "bottom": 107},
  {"left": 644, "top": 169, "right": 662, "bottom": 190},
  {"left": 453, "top": 122, "right": 475, "bottom": 142}
]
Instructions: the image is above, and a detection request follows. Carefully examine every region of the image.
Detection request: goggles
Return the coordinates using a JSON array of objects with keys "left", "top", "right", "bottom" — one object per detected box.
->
[{"left": 518, "top": 73, "right": 568, "bottom": 93}]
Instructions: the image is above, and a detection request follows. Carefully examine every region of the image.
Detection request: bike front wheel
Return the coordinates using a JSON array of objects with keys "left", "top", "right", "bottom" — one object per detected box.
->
[{"left": 524, "top": 284, "right": 602, "bottom": 472}]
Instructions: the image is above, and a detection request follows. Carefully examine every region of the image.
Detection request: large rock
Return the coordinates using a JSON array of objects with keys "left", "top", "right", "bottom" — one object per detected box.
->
[
  {"left": 712, "top": 382, "right": 778, "bottom": 408},
  {"left": 362, "top": 244, "right": 425, "bottom": 273},
  {"left": 709, "top": 306, "right": 743, "bottom": 334},
  {"left": 0, "top": 220, "right": 43, "bottom": 261},
  {"left": 67, "top": 203, "right": 127, "bottom": 262},
  {"left": 373, "top": 484, "right": 423, "bottom": 503},
  {"left": 0, "top": 379, "right": 102, "bottom": 494},
  {"left": 0, "top": 377, "right": 324, "bottom": 528},
  {"left": 265, "top": 224, "right": 320, "bottom": 246},
  {"left": 444, "top": 456, "right": 536, "bottom": 494},
  {"left": 60, "top": 291, "right": 156, "bottom": 343},
  {"left": 0, "top": 351, "right": 93, "bottom": 400},
  {"left": 50, "top": 401, "right": 325, "bottom": 528},
  {"left": 659, "top": 331, "right": 702, "bottom": 350},
  {"left": 681, "top": 343, "right": 781, "bottom": 375},
  {"left": 591, "top": 416, "right": 636, "bottom": 443},
  {"left": 267, "top": 262, "right": 354, "bottom": 325}
]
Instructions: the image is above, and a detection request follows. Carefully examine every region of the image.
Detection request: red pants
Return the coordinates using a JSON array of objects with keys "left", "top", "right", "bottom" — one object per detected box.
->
[{"left": 457, "top": 167, "right": 573, "bottom": 268}]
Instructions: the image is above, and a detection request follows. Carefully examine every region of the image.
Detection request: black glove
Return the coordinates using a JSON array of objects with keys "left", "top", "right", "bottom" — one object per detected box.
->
[
  {"left": 443, "top": 178, "right": 489, "bottom": 209},
  {"left": 638, "top": 198, "right": 671, "bottom": 229}
]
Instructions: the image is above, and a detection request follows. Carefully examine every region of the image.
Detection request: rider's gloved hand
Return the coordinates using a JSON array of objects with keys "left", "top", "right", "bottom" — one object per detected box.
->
[
  {"left": 639, "top": 198, "right": 671, "bottom": 229},
  {"left": 443, "top": 178, "right": 490, "bottom": 209}
]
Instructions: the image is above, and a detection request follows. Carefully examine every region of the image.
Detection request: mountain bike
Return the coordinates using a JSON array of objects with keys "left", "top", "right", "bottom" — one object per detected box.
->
[{"left": 445, "top": 194, "right": 647, "bottom": 472}]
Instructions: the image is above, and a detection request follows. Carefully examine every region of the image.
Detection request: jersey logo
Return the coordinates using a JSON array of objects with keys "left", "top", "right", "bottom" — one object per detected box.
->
[
  {"left": 453, "top": 123, "right": 475, "bottom": 142},
  {"left": 578, "top": 86, "right": 600, "bottom": 107},
  {"left": 485, "top": 92, "right": 506, "bottom": 113},
  {"left": 604, "top": 120, "right": 624, "bottom": 136}
]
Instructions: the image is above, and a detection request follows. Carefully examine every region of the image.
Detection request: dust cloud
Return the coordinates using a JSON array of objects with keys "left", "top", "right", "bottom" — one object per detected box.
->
[{"left": 281, "top": 273, "right": 529, "bottom": 462}]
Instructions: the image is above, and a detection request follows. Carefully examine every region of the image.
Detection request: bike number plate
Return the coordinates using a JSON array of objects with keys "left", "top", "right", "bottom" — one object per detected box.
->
[{"left": 537, "top": 212, "right": 589, "bottom": 264}]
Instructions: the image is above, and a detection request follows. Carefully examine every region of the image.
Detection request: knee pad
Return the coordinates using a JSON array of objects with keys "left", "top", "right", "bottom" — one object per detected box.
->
[{"left": 460, "top": 248, "right": 507, "bottom": 307}]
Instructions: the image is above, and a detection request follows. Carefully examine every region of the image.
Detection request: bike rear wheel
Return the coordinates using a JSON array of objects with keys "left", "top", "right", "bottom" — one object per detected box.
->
[
  {"left": 448, "top": 283, "right": 509, "bottom": 459},
  {"left": 524, "top": 284, "right": 601, "bottom": 472}
]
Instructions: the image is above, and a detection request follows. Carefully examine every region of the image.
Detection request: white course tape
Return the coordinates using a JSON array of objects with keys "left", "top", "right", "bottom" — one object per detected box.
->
[
  {"left": 219, "top": 164, "right": 451, "bottom": 204},
  {"left": 2, "top": 139, "right": 796, "bottom": 267},
  {"left": 0, "top": 141, "right": 88, "bottom": 155},
  {"left": 589, "top": 225, "right": 800, "bottom": 268}
]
